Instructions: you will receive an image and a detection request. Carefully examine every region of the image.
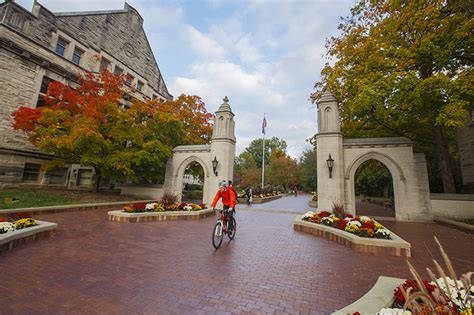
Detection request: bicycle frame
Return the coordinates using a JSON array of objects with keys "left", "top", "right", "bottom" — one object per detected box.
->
[{"left": 216, "top": 210, "right": 229, "bottom": 234}]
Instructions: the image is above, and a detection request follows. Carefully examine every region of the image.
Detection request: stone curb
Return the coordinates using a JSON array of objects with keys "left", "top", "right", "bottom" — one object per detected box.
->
[
  {"left": 0, "top": 200, "right": 155, "bottom": 218},
  {"left": 0, "top": 220, "right": 57, "bottom": 253},
  {"left": 108, "top": 208, "right": 216, "bottom": 223},
  {"left": 434, "top": 216, "right": 474, "bottom": 234},
  {"left": 332, "top": 276, "right": 405, "bottom": 314},
  {"left": 293, "top": 216, "right": 411, "bottom": 257}
]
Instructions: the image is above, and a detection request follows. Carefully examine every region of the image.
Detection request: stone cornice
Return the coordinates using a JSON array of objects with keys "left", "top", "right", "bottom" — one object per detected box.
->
[{"left": 343, "top": 137, "right": 414, "bottom": 148}]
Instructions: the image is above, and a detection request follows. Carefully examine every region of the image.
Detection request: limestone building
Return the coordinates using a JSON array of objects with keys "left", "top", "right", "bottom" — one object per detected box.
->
[{"left": 0, "top": 0, "right": 172, "bottom": 188}]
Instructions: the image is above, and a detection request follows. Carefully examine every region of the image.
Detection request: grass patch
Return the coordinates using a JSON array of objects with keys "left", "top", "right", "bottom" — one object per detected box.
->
[{"left": 0, "top": 189, "right": 80, "bottom": 209}]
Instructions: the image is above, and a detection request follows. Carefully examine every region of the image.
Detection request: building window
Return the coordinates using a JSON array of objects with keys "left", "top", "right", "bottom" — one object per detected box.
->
[
  {"left": 125, "top": 74, "right": 134, "bottom": 86},
  {"left": 114, "top": 66, "right": 123, "bottom": 75},
  {"left": 152, "top": 94, "right": 158, "bottom": 100},
  {"left": 72, "top": 47, "right": 83, "bottom": 65},
  {"left": 77, "top": 169, "right": 93, "bottom": 186},
  {"left": 22, "top": 163, "right": 41, "bottom": 182},
  {"left": 48, "top": 168, "right": 67, "bottom": 185},
  {"left": 55, "top": 37, "right": 68, "bottom": 56},
  {"left": 36, "top": 76, "right": 54, "bottom": 107},
  {"left": 136, "top": 80, "right": 144, "bottom": 91},
  {"left": 100, "top": 58, "right": 111, "bottom": 72}
]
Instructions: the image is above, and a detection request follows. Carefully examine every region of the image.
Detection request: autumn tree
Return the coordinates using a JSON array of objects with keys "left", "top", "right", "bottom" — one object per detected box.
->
[
  {"left": 12, "top": 71, "right": 211, "bottom": 192},
  {"left": 155, "top": 94, "right": 214, "bottom": 145},
  {"left": 266, "top": 151, "right": 300, "bottom": 190},
  {"left": 312, "top": 1, "right": 473, "bottom": 193},
  {"left": 238, "top": 154, "right": 261, "bottom": 188}
]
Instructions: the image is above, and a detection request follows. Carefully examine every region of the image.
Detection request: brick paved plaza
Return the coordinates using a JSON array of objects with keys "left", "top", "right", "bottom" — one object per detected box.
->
[{"left": 1, "top": 195, "right": 473, "bottom": 314}]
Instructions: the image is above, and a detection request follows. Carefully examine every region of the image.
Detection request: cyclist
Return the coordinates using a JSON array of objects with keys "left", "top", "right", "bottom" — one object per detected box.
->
[{"left": 211, "top": 180, "right": 236, "bottom": 232}]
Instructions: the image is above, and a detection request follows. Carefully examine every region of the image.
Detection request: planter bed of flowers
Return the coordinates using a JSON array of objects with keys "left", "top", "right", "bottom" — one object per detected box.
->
[
  {"left": 108, "top": 202, "right": 214, "bottom": 223},
  {"left": 294, "top": 211, "right": 411, "bottom": 257},
  {"left": 302, "top": 211, "right": 392, "bottom": 239},
  {"left": 340, "top": 238, "right": 473, "bottom": 315},
  {"left": 0, "top": 213, "right": 57, "bottom": 253}
]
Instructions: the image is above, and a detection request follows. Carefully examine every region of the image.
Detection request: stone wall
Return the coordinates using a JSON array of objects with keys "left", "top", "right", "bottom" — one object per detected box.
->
[{"left": 430, "top": 193, "right": 474, "bottom": 220}]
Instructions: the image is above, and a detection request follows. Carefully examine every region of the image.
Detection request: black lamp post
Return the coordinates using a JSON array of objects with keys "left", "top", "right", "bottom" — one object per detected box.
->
[
  {"left": 326, "top": 154, "right": 334, "bottom": 179},
  {"left": 212, "top": 156, "right": 219, "bottom": 176}
]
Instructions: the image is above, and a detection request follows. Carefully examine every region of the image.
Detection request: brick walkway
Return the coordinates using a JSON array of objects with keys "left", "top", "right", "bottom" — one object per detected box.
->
[{"left": 1, "top": 198, "right": 473, "bottom": 314}]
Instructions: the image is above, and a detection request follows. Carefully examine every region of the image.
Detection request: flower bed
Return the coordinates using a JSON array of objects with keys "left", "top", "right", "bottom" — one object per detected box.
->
[
  {"left": 0, "top": 213, "right": 38, "bottom": 235},
  {"left": 108, "top": 202, "right": 214, "bottom": 223},
  {"left": 336, "top": 238, "right": 472, "bottom": 315},
  {"left": 294, "top": 212, "right": 410, "bottom": 257},
  {"left": 0, "top": 213, "right": 57, "bottom": 253},
  {"left": 302, "top": 211, "right": 392, "bottom": 239},
  {"left": 122, "top": 202, "right": 206, "bottom": 213}
]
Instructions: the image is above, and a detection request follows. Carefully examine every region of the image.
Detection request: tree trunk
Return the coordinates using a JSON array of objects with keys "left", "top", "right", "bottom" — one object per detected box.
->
[
  {"left": 94, "top": 167, "right": 102, "bottom": 193},
  {"left": 433, "top": 125, "right": 456, "bottom": 193}
]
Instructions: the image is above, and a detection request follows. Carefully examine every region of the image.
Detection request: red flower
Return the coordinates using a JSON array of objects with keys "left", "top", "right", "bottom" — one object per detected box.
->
[
  {"left": 0, "top": 218, "right": 8, "bottom": 222},
  {"left": 11, "top": 212, "right": 32, "bottom": 220},
  {"left": 317, "top": 211, "right": 331, "bottom": 218},
  {"left": 178, "top": 203, "right": 187, "bottom": 209},
  {"left": 344, "top": 213, "right": 354, "bottom": 218},
  {"left": 394, "top": 279, "right": 437, "bottom": 305},
  {"left": 332, "top": 220, "right": 348, "bottom": 230},
  {"left": 199, "top": 203, "right": 206, "bottom": 209},
  {"left": 362, "top": 221, "right": 375, "bottom": 230},
  {"left": 132, "top": 202, "right": 148, "bottom": 210}
]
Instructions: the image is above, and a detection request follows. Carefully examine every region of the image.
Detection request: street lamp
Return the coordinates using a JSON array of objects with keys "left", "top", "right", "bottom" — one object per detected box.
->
[
  {"left": 212, "top": 156, "right": 219, "bottom": 176},
  {"left": 326, "top": 154, "right": 334, "bottom": 179}
]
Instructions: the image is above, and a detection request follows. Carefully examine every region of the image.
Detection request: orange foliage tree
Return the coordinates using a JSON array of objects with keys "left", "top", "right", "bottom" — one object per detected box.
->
[
  {"left": 12, "top": 71, "right": 212, "bottom": 191},
  {"left": 155, "top": 94, "right": 214, "bottom": 145}
]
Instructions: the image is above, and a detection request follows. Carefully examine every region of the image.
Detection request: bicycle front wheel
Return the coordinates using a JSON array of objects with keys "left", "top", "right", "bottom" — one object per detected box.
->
[
  {"left": 228, "top": 217, "right": 236, "bottom": 240},
  {"left": 212, "top": 221, "right": 224, "bottom": 249}
]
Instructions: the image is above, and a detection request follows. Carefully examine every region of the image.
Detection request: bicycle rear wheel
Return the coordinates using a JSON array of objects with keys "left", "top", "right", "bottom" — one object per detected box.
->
[
  {"left": 228, "top": 217, "right": 236, "bottom": 240},
  {"left": 212, "top": 221, "right": 223, "bottom": 249}
]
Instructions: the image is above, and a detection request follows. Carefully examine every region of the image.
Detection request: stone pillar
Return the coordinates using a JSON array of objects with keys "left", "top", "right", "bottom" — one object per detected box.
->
[
  {"left": 315, "top": 91, "right": 345, "bottom": 211},
  {"left": 208, "top": 96, "right": 236, "bottom": 206}
]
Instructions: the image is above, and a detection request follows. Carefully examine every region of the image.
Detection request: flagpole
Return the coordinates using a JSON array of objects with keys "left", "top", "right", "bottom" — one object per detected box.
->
[
  {"left": 262, "top": 114, "right": 265, "bottom": 189},
  {"left": 262, "top": 132, "right": 265, "bottom": 189}
]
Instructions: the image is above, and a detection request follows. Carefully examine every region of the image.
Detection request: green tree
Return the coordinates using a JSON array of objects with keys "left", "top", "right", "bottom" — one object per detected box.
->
[
  {"left": 244, "top": 137, "right": 287, "bottom": 168},
  {"left": 312, "top": 1, "right": 474, "bottom": 193},
  {"left": 298, "top": 148, "right": 318, "bottom": 192}
]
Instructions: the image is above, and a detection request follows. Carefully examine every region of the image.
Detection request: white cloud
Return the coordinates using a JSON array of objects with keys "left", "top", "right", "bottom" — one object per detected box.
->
[{"left": 182, "top": 26, "right": 228, "bottom": 60}]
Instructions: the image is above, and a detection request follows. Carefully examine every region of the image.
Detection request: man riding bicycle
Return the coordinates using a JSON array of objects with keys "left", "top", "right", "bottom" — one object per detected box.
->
[{"left": 211, "top": 180, "right": 236, "bottom": 232}]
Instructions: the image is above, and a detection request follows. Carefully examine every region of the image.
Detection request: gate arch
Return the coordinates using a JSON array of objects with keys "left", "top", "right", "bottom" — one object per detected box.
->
[{"left": 345, "top": 151, "right": 404, "bottom": 219}]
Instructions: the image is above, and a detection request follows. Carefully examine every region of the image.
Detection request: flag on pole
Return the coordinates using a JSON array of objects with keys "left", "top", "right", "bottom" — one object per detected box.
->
[{"left": 262, "top": 116, "right": 267, "bottom": 134}]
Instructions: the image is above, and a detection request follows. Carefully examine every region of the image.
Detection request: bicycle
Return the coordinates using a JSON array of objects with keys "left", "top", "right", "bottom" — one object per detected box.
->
[{"left": 212, "top": 209, "right": 236, "bottom": 249}]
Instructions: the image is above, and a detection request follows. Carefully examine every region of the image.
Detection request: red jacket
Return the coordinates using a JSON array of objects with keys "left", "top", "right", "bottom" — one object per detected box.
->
[{"left": 212, "top": 188, "right": 236, "bottom": 208}]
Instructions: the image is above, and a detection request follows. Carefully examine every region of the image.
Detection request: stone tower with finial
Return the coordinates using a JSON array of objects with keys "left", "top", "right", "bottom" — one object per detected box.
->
[
  {"left": 316, "top": 90, "right": 345, "bottom": 211},
  {"left": 209, "top": 96, "right": 236, "bottom": 191}
]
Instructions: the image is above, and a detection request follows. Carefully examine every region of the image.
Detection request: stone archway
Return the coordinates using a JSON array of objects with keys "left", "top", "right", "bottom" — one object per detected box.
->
[
  {"left": 344, "top": 151, "right": 404, "bottom": 220},
  {"left": 174, "top": 155, "right": 210, "bottom": 204},
  {"left": 315, "top": 91, "right": 432, "bottom": 222},
  {"left": 163, "top": 97, "right": 236, "bottom": 206}
]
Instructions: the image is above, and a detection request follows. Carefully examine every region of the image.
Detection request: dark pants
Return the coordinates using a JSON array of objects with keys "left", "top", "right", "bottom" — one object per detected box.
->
[{"left": 223, "top": 205, "right": 234, "bottom": 230}]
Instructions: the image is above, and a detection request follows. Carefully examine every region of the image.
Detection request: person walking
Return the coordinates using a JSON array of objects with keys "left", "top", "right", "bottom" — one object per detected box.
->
[
  {"left": 227, "top": 180, "right": 237, "bottom": 213},
  {"left": 245, "top": 187, "right": 253, "bottom": 205},
  {"left": 211, "top": 180, "right": 236, "bottom": 232}
]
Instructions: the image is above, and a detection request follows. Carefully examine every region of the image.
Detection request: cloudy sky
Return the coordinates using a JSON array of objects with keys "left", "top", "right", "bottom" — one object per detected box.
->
[{"left": 16, "top": 0, "right": 354, "bottom": 158}]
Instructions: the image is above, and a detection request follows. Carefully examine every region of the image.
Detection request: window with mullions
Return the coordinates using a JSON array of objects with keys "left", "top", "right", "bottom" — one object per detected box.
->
[
  {"left": 55, "top": 37, "right": 68, "bottom": 56},
  {"left": 72, "top": 47, "right": 83, "bottom": 65},
  {"left": 100, "top": 58, "right": 111, "bottom": 72},
  {"left": 22, "top": 163, "right": 41, "bottom": 182},
  {"left": 114, "top": 66, "right": 123, "bottom": 75},
  {"left": 125, "top": 74, "right": 134, "bottom": 86},
  {"left": 136, "top": 80, "right": 144, "bottom": 91},
  {"left": 36, "top": 76, "right": 54, "bottom": 107}
]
